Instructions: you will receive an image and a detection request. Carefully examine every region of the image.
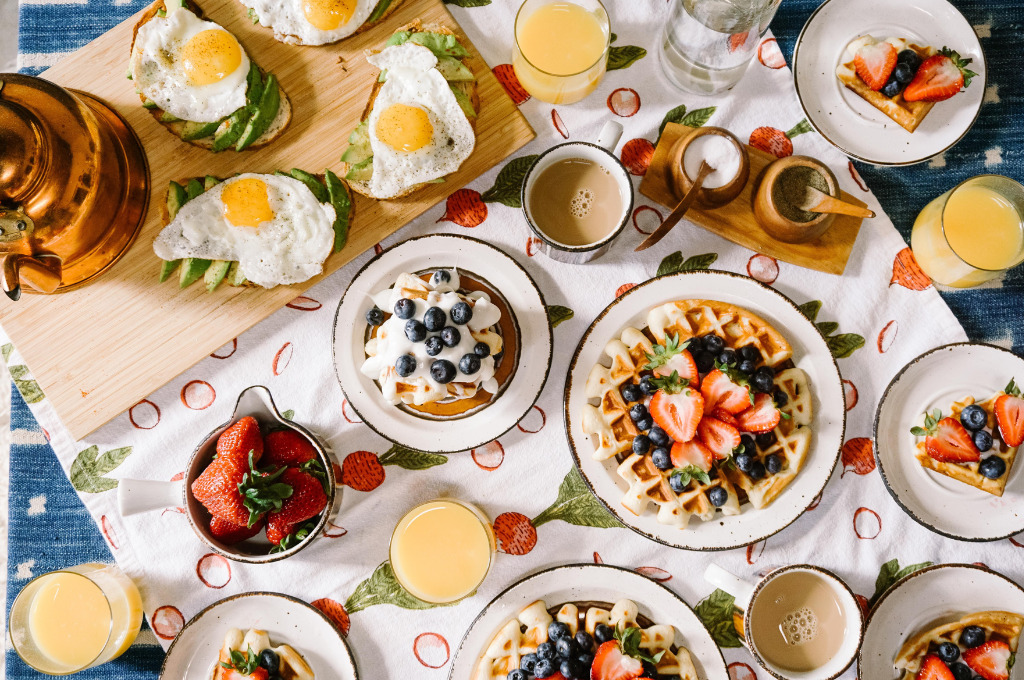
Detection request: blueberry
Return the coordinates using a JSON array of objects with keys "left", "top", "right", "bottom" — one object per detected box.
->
[
  {"left": 474, "top": 342, "right": 491, "bottom": 358},
  {"left": 893, "top": 62, "right": 915, "bottom": 84},
  {"left": 669, "top": 472, "right": 688, "bottom": 493},
  {"left": 765, "top": 453, "right": 783, "bottom": 475},
  {"left": 450, "top": 301, "right": 473, "bottom": 325},
  {"left": 693, "top": 349, "right": 716, "bottom": 373},
  {"left": 897, "top": 48, "right": 922, "bottom": 70},
  {"left": 741, "top": 434, "right": 756, "bottom": 454},
  {"left": 635, "top": 416, "right": 653, "bottom": 432},
  {"left": 756, "top": 431, "right": 777, "bottom": 449},
  {"left": 365, "top": 306, "right": 385, "bottom": 326},
  {"left": 441, "top": 326, "right": 461, "bottom": 347},
  {"left": 574, "top": 631, "right": 594, "bottom": 652},
  {"left": 748, "top": 461, "right": 767, "bottom": 481},
  {"left": 734, "top": 453, "right": 754, "bottom": 472},
  {"left": 459, "top": 354, "right": 481, "bottom": 375},
  {"left": 648, "top": 427, "right": 670, "bottom": 447},
  {"left": 258, "top": 648, "right": 280, "bottom": 672},
  {"left": 632, "top": 434, "right": 652, "bottom": 455},
  {"left": 537, "top": 642, "right": 557, "bottom": 660},
  {"left": 533, "top": 657, "right": 557, "bottom": 679},
  {"left": 548, "top": 621, "right": 571, "bottom": 641},
  {"left": 431, "top": 269, "right": 451, "bottom": 286},
  {"left": 702, "top": 334, "right": 725, "bottom": 354},
  {"left": 639, "top": 375, "right": 658, "bottom": 395},
  {"left": 718, "top": 348, "right": 738, "bottom": 367},
  {"left": 629, "top": 404, "right": 648, "bottom": 422},
  {"left": 423, "top": 307, "right": 446, "bottom": 332},
  {"left": 430, "top": 359, "right": 456, "bottom": 384},
  {"left": 949, "top": 662, "right": 973, "bottom": 680},
  {"left": 738, "top": 359, "right": 757, "bottom": 376},
  {"left": 520, "top": 653, "right": 538, "bottom": 673},
  {"left": 594, "top": 623, "right": 614, "bottom": 644},
  {"left": 652, "top": 447, "right": 672, "bottom": 470},
  {"left": 405, "top": 319, "right": 427, "bottom": 342},
  {"left": 974, "top": 429, "right": 994, "bottom": 452},
  {"left": 555, "top": 637, "right": 578, "bottom": 658},
  {"left": 642, "top": 660, "right": 659, "bottom": 678},
  {"left": 773, "top": 388, "right": 789, "bottom": 408},
  {"left": 738, "top": 345, "right": 760, "bottom": 363},
  {"left": 569, "top": 658, "right": 589, "bottom": 679},
  {"left": 424, "top": 336, "right": 443, "bottom": 356},
  {"left": 881, "top": 78, "right": 902, "bottom": 98},
  {"left": 979, "top": 456, "right": 1007, "bottom": 479},
  {"left": 394, "top": 298, "right": 415, "bottom": 319},
  {"left": 937, "top": 642, "right": 960, "bottom": 663},
  {"left": 507, "top": 670, "right": 528, "bottom": 680},
  {"left": 707, "top": 487, "right": 729, "bottom": 507},
  {"left": 577, "top": 652, "right": 594, "bottom": 667},
  {"left": 395, "top": 354, "right": 416, "bottom": 377},
  {"left": 960, "top": 625, "right": 986, "bottom": 648},
  {"left": 621, "top": 383, "right": 643, "bottom": 404},
  {"left": 960, "top": 404, "right": 987, "bottom": 431},
  {"left": 559, "top": 660, "right": 574, "bottom": 679},
  {"left": 751, "top": 366, "right": 774, "bottom": 393}
]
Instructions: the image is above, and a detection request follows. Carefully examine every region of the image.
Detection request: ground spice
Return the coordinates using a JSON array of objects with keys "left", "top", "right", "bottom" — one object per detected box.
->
[{"left": 773, "top": 166, "right": 830, "bottom": 222}]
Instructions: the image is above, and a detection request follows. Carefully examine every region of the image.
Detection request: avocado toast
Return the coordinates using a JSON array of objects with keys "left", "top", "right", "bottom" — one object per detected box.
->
[{"left": 242, "top": 0, "right": 406, "bottom": 46}]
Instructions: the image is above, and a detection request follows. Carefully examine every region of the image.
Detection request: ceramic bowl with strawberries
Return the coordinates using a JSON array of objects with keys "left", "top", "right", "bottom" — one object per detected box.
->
[{"left": 118, "top": 385, "right": 339, "bottom": 563}]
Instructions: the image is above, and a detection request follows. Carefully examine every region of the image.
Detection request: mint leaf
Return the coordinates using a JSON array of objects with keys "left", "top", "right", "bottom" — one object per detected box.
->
[
  {"left": 546, "top": 305, "right": 574, "bottom": 328},
  {"left": 607, "top": 45, "right": 646, "bottom": 71},
  {"left": 695, "top": 589, "right": 742, "bottom": 648},
  {"left": 533, "top": 467, "right": 622, "bottom": 529},
  {"left": 480, "top": 155, "right": 539, "bottom": 208}
]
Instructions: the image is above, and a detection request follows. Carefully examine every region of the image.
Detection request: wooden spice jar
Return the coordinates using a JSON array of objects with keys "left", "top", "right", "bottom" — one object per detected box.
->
[
  {"left": 670, "top": 126, "right": 750, "bottom": 209},
  {"left": 754, "top": 156, "right": 839, "bottom": 244}
]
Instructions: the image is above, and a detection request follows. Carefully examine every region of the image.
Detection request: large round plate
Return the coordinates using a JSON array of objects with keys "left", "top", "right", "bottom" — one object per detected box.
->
[
  {"left": 333, "top": 234, "right": 552, "bottom": 453},
  {"left": 793, "top": 0, "right": 985, "bottom": 165},
  {"left": 160, "top": 592, "right": 357, "bottom": 679},
  {"left": 565, "top": 270, "right": 845, "bottom": 551},
  {"left": 448, "top": 563, "right": 728, "bottom": 680},
  {"left": 859, "top": 564, "right": 1024, "bottom": 679},
  {"left": 874, "top": 342, "right": 1024, "bottom": 541}
]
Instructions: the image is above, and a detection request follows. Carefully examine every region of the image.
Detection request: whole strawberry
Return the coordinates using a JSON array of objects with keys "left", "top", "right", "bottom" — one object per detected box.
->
[
  {"left": 266, "top": 468, "right": 328, "bottom": 546},
  {"left": 216, "top": 416, "right": 264, "bottom": 466},
  {"left": 263, "top": 429, "right": 317, "bottom": 467},
  {"left": 209, "top": 516, "right": 264, "bottom": 545}
]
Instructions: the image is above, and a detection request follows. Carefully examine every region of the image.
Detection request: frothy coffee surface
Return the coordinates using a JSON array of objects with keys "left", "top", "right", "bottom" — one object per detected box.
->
[
  {"left": 780, "top": 607, "right": 818, "bottom": 645},
  {"left": 529, "top": 157, "right": 623, "bottom": 247}
]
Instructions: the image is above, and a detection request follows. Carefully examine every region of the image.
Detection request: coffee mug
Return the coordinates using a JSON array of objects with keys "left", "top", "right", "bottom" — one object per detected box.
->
[
  {"left": 704, "top": 563, "right": 864, "bottom": 680},
  {"left": 521, "top": 120, "right": 633, "bottom": 264}
]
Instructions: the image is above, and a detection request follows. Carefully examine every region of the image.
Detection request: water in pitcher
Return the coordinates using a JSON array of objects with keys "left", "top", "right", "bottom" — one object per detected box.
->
[{"left": 660, "top": 0, "right": 782, "bottom": 95}]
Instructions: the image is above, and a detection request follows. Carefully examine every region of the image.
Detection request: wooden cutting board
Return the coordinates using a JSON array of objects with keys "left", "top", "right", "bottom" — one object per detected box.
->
[{"left": 0, "top": 0, "right": 534, "bottom": 439}]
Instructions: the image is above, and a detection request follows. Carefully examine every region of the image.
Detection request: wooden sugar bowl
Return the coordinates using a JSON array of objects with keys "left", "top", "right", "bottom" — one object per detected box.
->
[
  {"left": 754, "top": 155, "right": 840, "bottom": 244},
  {"left": 670, "top": 126, "right": 749, "bottom": 209}
]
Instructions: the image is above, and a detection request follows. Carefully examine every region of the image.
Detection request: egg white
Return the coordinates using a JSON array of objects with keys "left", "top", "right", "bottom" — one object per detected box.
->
[{"left": 240, "top": 0, "right": 375, "bottom": 46}]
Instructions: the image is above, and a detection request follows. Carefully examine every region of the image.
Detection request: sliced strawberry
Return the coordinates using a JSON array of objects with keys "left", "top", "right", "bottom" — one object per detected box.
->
[
  {"left": 649, "top": 380, "right": 703, "bottom": 443},
  {"left": 653, "top": 350, "right": 699, "bottom": 383},
  {"left": 963, "top": 640, "right": 1012, "bottom": 680},
  {"left": 643, "top": 335, "right": 698, "bottom": 382},
  {"left": 904, "top": 48, "right": 976, "bottom": 102},
  {"left": 591, "top": 640, "right": 643, "bottom": 680},
  {"left": 710, "top": 408, "right": 739, "bottom": 428},
  {"left": 698, "top": 417, "right": 741, "bottom": 460},
  {"left": 916, "top": 654, "right": 954, "bottom": 680},
  {"left": 736, "top": 393, "right": 782, "bottom": 433},
  {"left": 995, "top": 380, "right": 1024, "bottom": 446},
  {"left": 925, "top": 417, "right": 981, "bottom": 463},
  {"left": 701, "top": 370, "right": 753, "bottom": 414},
  {"left": 854, "top": 40, "right": 897, "bottom": 91},
  {"left": 670, "top": 440, "right": 714, "bottom": 473}
]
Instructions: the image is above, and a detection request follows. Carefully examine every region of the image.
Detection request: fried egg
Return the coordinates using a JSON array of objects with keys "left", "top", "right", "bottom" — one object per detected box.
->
[
  {"left": 241, "top": 0, "right": 376, "bottom": 46},
  {"left": 153, "top": 174, "right": 336, "bottom": 288},
  {"left": 363, "top": 42, "right": 475, "bottom": 199}
]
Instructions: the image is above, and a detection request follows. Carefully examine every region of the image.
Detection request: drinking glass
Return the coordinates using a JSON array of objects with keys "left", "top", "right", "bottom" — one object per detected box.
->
[
  {"left": 911, "top": 175, "right": 1024, "bottom": 288},
  {"left": 660, "top": 0, "right": 783, "bottom": 95},
  {"left": 9, "top": 563, "right": 144, "bottom": 675}
]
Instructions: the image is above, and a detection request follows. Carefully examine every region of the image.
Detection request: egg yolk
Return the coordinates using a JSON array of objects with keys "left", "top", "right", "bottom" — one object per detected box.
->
[
  {"left": 375, "top": 104, "right": 434, "bottom": 153},
  {"left": 181, "top": 29, "right": 243, "bottom": 86},
  {"left": 302, "top": 0, "right": 356, "bottom": 31},
  {"left": 221, "top": 178, "right": 274, "bottom": 228}
]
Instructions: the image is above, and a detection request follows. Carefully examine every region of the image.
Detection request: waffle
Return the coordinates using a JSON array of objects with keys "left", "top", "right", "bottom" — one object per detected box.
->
[
  {"left": 894, "top": 611, "right": 1024, "bottom": 680},
  {"left": 914, "top": 393, "right": 1019, "bottom": 496},
  {"left": 835, "top": 37, "right": 937, "bottom": 133},
  {"left": 472, "top": 598, "right": 697, "bottom": 680},
  {"left": 581, "top": 300, "right": 814, "bottom": 528},
  {"left": 212, "top": 628, "right": 314, "bottom": 680}
]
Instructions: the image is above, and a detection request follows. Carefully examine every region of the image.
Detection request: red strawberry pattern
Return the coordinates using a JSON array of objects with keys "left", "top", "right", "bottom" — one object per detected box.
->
[
  {"left": 620, "top": 138, "right": 655, "bottom": 175},
  {"left": 413, "top": 632, "right": 450, "bottom": 669},
  {"left": 471, "top": 440, "right": 505, "bottom": 470},
  {"left": 286, "top": 296, "right": 322, "bottom": 311},
  {"left": 312, "top": 597, "right": 351, "bottom": 636},
  {"left": 272, "top": 341, "right": 293, "bottom": 376},
  {"left": 607, "top": 88, "right": 641, "bottom": 117},
  {"left": 841, "top": 438, "right": 875, "bottom": 477},
  {"left": 101, "top": 515, "right": 119, "bottom": 549},
  {"left": 746, "top": 539, "right": 767, "bottom": 564},
  {"left": 848, "top": 161, "right": 869, "bottom": 192},
  {"left": 180, "top": 380, "right": 216, "bottom": 410},
  {"left": 616, "top": 283, "right": 637, "bottom": 297},
  {"left": 196, "top": 553, "right": 232, "bottom": 588},
  {"left": 727, "top": 662, "right": 757, "bottom": 680},
  {"left": 551, "top": 109, "right": 569, "bottom": 139},
  {"left": 128, "top": 399, "right": 161, "bottom": 430},
  {"left": 758, "top": 38, "right": 786, "bottom": 69},
  {"left": 746, "top": 254, "right": 779, "bottom": 284},
  {"left": 341, "top": 451, "right": 386, "bottom": 491},
  {"left": 151, "top": 605, "right": 185, "bottom": 640},
  {"left": 749, "top": 119, "right": 813, "bottom": 158},
  {"left": 891, "top": 248, "right": 932, "bottom": 290},
  {"left": 878, "top": 320, "right": 899, "bottom": 353},
  {"left": 210, "top": 338, "right": 237, "bottom": 359},
  {"left": 843, "top": 380, "right": 859, "bottom": 410},
  {"left": 493, "top": 512, "right": 538, "bottom": 555},
  {"left": 516, "top": 405, "right": 547, "bottom": 434},
  {"left": 493, "top": 64, "right": 530, "bottom": 105},
  {"left": 634, "top": 566, "right": 671, "bottom": 582},
  {"left": 632, "top": 206, "right": 662, "bottom": 235},
  {"left": 854, "top": 507, "right": 882, "bottom": 539},
  {"left": 438, "top": 188, "right": 488, "bottom": 228}
]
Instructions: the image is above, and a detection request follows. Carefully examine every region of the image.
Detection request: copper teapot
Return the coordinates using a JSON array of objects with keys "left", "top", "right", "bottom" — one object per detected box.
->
[{"left": 0, "top": 74, "right": 148, "bottom": 300}]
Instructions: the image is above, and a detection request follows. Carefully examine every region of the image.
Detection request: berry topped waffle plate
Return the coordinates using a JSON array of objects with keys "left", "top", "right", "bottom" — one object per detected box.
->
[{"left": 565, "top": 271, "right": 845, "bottom": 551}]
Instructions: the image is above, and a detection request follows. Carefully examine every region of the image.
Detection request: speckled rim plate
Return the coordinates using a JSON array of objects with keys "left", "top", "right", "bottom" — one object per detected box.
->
[
  {"left": 858, "top": 564, "right": 1024, "bottom": 680},
  {"left": 159, "top": 592, "right": 357, "bottom": 679},
  {"left": 873, "top": 342, "right": 1024, "bottom": 541},
  {"left": 448, "top": 563, "right": 729, "bottom": 680},
  {"left": 793, "top": 0, "right": 986, "bottom": 166},
  {"left": 564, "top": 270, "right": 846, "bottom": 551},
  {"left": 333, "top": 234, "right": 552, "bottom": 454}
]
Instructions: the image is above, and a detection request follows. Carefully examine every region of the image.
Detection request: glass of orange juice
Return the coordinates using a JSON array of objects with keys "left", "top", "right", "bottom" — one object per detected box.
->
[
  {"left": 911, "top": 175, "right": 1024, "bottom": 287},
  {"left": 390, "top": 499, "right": 496, "bottom": 604},
  {"left": 512, "top": 0, "right": 611, "bottom": 105},
  {"left": 9, "top": 563, "right": 144, "bottom": 674}
]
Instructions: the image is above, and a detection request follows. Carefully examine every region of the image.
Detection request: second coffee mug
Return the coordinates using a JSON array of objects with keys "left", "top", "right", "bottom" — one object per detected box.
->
[{"left": 704, "top": 563, "right": 864, "bottom": 680}]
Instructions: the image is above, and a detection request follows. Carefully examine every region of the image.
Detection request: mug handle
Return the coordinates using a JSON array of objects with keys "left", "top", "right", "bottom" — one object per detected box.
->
[
  {"left": 595, "top": 121, "right": 623, "bottom": 153},
  {"left": 704, "top": 563, "right": 756, "bottom": 610},
  {"left": 117, "top": 478, "right": 184, "bottom": 516}
]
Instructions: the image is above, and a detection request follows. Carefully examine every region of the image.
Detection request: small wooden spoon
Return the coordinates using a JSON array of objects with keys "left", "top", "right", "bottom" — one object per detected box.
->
[
  {"left": 797, "top": 186, "right": 875, "bottom": 219},
  {"left": 636, "top": 161, "right": 715, "bottom": 252}
]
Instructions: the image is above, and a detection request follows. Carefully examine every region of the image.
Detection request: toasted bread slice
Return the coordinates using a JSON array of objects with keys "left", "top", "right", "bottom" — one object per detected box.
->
[
  {"left": 242, "top": 0, "right": 406, "bottom": 46},
  {"left": 342, "top": 20, "right": 479, "bottom": 200},
  {"left": 130, "top": 0, "right": 291, "bottom": 150}
]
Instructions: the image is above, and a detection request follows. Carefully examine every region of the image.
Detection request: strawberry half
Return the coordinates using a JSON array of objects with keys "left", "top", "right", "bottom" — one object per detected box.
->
[
  {"left": 736, "top": 393, "right": 783, "bottom": 433},
  {"left": 916, "top": 654, "right": 954, "bottom": 680},
  {"left": 670, "top": 439, "right": 714, "bottom": 472},
  {"left": 698, "top": 417, "right": 741, "bottom": 460},
  {"left": 995, "top": 378, "right": 1024, "bottom": 447},
  {"left": 904, "top": 47, "right": 976, "bottom": 102},
  {"left": 710, "top": 408, "right": 739, "bottom": 428},
  {"left": 649, "top": 373, "right": 703, "bottom": 443},
  {"left": 855, "top": 40, "right": 898, "bottom": 91},
  {"left": 923, "top": 417, "right": 981, "bottom": 463},
  {"left": 962, "top": 639, "right": 1012, "bottom": 680},
  {"left": 643, "top": 335, "right": 699, "bottom": 383},
  {"left": 591, "top": 640, "right": 643, "bottom": 680},
  {"left": 701, "top": 369, "right": 753, "bottom": 414}
]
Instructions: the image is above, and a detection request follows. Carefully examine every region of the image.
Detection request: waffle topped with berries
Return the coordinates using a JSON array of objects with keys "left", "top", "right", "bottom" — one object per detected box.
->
[
  {"left": 581, "top": 300, "right": 813, "bottom": 529},
  {"left": 472, "top": 598, "right": 697, "bottom": 680},
  {"left": 213, "top": 628, "right": 314, "bottom": 680},
  {"left": 910, "top": 379, "right": 1023, "bottom": 497},
  {"left": 894, "top": 611, "right": 1023, "bottom": 680}
]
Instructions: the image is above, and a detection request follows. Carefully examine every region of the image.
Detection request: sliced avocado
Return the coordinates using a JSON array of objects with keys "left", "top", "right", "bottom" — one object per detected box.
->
[
  {"left": 167, "top": 181, "right": 187, "bottom": 219},
  {"left": 367, "top": 0, "right": 392, "bottom": 22},
  {"left": 180, "top": 119, "right": 220, "bottom": 141},
  {"left": 236, "top": 73, "right": 281, "bottom": 151},
  {"left": 436, "top": 56, "right": 474, "bottom": 81},
  {"left": 324, "top": 169, "right": 351, "bottom": 253},
  {"left": 386, "top": 31, "right": 411, "bottom": 47},
  {"left": 159, "top": 111, "right": 183, "bottom": 123},
  {"left": 289, "top": 169, "right": 329, "bottom": 203},
  {"left": 378, "top": 70, "right": 387, "bottom": 83},
  {"left": 345, "top": 157, "right": 373, "bottom": 182},
  {"left": 204, "top": 260, "right": 231, "bottom": 292},
  {"left": 185, "top": 178, "right": 204, "bottom": 200},
  {"left": 164, "top": 0, "right": 185, "bottom": 9},
  {"left": 409, "top": 32, "right": 469, "bottom": 58},
  {"left": 156, "top": 8, "right": 166, "bottom": 16},
  {"left": 203, "top": 175, "right": 220, "bottom": 190},
  {"left": 142, "top": 99, "right": 158, "bottom": 109},
  {"left": 425, "top": 177, "right": 445, "bottom": 184},
  {"left": 126, "top": 68, "right": 133, "bottom": 80},
  {"left": 226, "top": 261, "right": 248, "bottom": 286},
  {"left": 159, "top": 259, "right": 181, "bottom": 283},
  {"left": 451, "top": 86, "right": 476, "bottom": 119},
  {"left": 341, "top": 122, "right": 372, "bottom": 164},
  {"left": 179, "top": 258, "right": 212, "bottom": 289},
  {"left": 247, "top": 6, "right": 259, "bottom": 23},
  {"left": 243, "top": 63, "right": 265, "bottom": 106},
  {"left": 212, "top": 65, "right": 263, "bottom": 152}
]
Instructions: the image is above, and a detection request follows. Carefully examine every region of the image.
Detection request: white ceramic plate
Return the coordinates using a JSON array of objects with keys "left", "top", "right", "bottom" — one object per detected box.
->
[
  {"left": 564, "top": 270, "right": 846, "bottom": 551},
  {"left": 159, "top": 592, "right": 357, "bottom": 679},
  {"left": 793, "top": 0, "right": 986, "bottom": 165},
  {"left": 859, "top": 564, "right": 1024, "bottom": 679},
  {"left": 874, "top": 342, "right": 1024, "bottom": 541},
  {"left": 333, "top": 234, "right": 552, "bottom": 453},
  {"left": 448, "top": 563, "right": 728, "bottom": 680}
]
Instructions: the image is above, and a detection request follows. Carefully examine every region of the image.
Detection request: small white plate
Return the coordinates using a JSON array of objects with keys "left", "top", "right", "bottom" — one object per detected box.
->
[
  {"left": 793, "top": 0, "right": 986, "bottom": 165},
  {"left": 448, "top": 563, "right": 729, "bottom": 680},
  {"left": 333, "top": 234, "right": 552, "bottom": 453},
  {"left": 873, "top": 342, "right": 1024, "bottom": 541},
  {"left": 859, "top": 564, "right": 1024, "bottom": 679},
  {"left": 159, "top": 592, "right": 357, "bottom": 679},
  {"left": 564, "top": 270, "right": 846, "bottom": 551}
]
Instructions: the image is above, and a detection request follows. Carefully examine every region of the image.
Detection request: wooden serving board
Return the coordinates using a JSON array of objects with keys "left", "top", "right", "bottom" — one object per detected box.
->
[
  {"left": 0, "top": 0, "right": 534, "bottom": 439},
  {"left": 639, "top": 122, "right": 865, "bottom": 276}
]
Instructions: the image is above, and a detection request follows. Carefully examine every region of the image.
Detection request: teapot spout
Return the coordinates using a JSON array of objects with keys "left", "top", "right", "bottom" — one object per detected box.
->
[{"left": 1, "top": 253, "right": 62, "bottom": 300}]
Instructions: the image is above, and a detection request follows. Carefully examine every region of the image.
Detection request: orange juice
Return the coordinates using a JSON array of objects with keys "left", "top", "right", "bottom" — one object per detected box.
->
[
  {"left": 390, "top": 499, "right": 495, "bottom": 604},
  {"left": 513, "top": 0, "right": 609, "bottom": 104}
]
